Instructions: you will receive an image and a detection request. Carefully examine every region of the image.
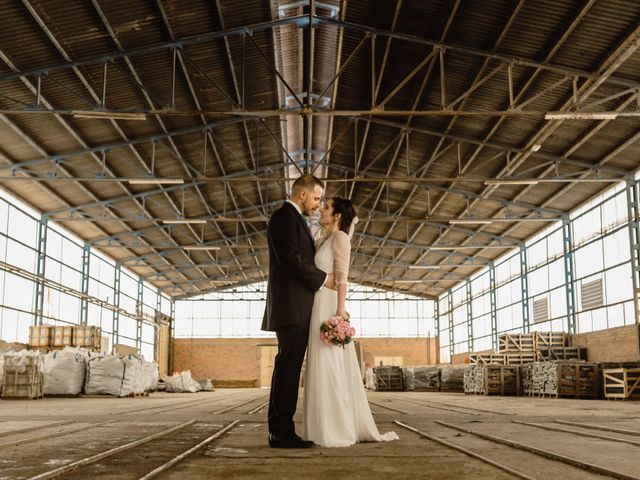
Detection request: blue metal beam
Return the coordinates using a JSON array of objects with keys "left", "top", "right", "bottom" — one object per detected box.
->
[
  {"left": 562, "top": 218, "right": 576, "bottom": 335},
  {"left": 33, "top": 215, "right": 48, "bottom": 326},
  {"left": 519, "top": 245, "right": 531, "bottom": 333}
]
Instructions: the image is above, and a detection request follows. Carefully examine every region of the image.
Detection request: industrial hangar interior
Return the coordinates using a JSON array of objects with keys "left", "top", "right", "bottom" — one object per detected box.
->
[{"left": 1, "top": 0, "right": 640, "bottom": 478}]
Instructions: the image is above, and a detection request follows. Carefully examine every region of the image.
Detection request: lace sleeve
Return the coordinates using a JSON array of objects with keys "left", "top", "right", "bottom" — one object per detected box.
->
[{"left": 332, "top": 231, "right": 351, "bottom": 285}]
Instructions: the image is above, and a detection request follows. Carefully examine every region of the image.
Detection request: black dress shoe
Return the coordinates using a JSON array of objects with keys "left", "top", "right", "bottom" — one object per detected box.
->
[{"left": 268, "top": 433, "right": 316, "bottom": 449}]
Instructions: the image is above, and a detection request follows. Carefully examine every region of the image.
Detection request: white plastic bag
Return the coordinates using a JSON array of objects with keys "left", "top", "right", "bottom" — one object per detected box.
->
[
  {"left": 161, "top": 370, "right": 201, "bottom": 393},
  {"left": 44, "top": 347, "right": 87, "bottom": 395}
]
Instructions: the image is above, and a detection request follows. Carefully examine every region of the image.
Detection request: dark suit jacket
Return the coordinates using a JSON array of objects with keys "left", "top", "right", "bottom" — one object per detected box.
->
[{"left": 262, "top": 202, "right": 327, "bottom": 331}]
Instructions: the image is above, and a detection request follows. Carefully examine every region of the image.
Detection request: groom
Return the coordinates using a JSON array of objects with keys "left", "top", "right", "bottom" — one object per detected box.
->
[{"left": 262, "top": 174, "right": 335, "bottom": 449}]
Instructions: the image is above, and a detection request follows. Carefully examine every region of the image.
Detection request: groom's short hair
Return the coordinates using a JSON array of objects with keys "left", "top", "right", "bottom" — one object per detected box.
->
[{"left": 291, "top": 174, "right": 324, "bottom": 196}]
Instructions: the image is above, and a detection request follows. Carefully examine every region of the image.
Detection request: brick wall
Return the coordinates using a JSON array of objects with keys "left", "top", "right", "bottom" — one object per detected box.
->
[
  {"left": 172, "top": 336, "right": 437, "bottom": 386},
  {"left": 572, "top": 324, "right": 639, "bottom": 362}
]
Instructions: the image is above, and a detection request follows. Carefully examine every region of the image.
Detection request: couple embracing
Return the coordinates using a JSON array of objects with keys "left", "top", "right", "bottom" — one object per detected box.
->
[{"left": 262, "top": 174, "right": 398, "bottom": 448}]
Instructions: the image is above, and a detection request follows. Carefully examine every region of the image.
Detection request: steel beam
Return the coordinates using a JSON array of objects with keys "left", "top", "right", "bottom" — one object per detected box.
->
[
  {"left": 447, "top": 289, "right": 454, "bottom": 361},
  {"left": 33, "top": 215, "right": 48, "bottom": 326},
  {"left": 489, "top": 261, "right": 498, "bottom": 350},
  {"left": 466, "top": 277, "right": 473, "bottom": 353},
  {"left": 80, "top": 242, "right": 91, "bottom": 325},
  {"left": 519, "top": 245, "right": 530, "bottom": 333},
  {"left": 136, "top": 277, "right": 143, "bottom": 353},
  {"left": 112, "top": 263, "right": 121, "bottom": 350},
  {"left": 625, "top": 179, "right": 640, "bottom": 357},
  {"left": 562, "top": 218, "right": 576, "bottom": 335}
]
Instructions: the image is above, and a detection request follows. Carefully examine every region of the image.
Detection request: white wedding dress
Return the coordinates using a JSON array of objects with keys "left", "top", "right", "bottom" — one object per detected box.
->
[{"left": 302, "top": 230, "right": 399, "bottom": 447}]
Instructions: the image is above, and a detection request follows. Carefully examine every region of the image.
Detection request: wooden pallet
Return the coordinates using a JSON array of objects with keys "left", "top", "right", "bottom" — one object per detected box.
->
[
  {"left": 603, "top": 368, "right": 640, "bottom": 400},
  {"left": 1, "top": 355, "right": 44, "bottom": 399},
  {"left": 374, "top": 366, "right": 404, "bottom": 391},
  {"left": 28, "top": 325, "right": 52, "bottom": 348},
  {"left": 538, "top": 347, "right": 587, "bottom": 361},
  {"left": 505, "top": 351, "right": 538, "bottom": 365},
  {"left": 484, "top": 365, "right": 520, "bottom": 396},
  {"left": 556, "top": 362, "right": 598, "bottom": 398},
  {"left": 498, "top": 333, "right": 535, "bottom": 352},
  {"left": 469, "top": 353, "right": 506, "bottom": 365},
  {"left": 51, "top": 326, "right": 74, "bottom": 348},
  {"left": 72, "top": 325, "right": 102, "bottom": 350},
  {"left": 535, "top": 332, "right": 569, "bottom": 350}
]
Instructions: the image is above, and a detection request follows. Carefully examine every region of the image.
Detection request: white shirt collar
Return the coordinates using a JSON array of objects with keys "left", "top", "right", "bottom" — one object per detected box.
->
[{"left": 286, "top": 199, "right": 303, "bottom": 216}]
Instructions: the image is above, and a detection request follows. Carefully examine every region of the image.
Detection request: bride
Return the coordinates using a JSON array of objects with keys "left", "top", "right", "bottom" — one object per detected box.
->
[{"left": 303, "top": 196, "right": 399, "bottom": 447}]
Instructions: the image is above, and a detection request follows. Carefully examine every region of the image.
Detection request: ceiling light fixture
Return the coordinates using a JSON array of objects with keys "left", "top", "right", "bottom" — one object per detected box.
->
[
  {"left": 128, "top": 178, "right": 184, "bottom": 185},
  {"left": 449, "top": 219, "right": 493, "bottom": 225},
  {"left": 408, "top": 266, "right": 441, "bottom": 269},
  {"left": 430, "top": 245, "right": 514, "bottom": 250},
  {"left": 183, "top": 246, "right": 221, "bottom": 251},
  {"left": 394, "top": 280, "right": 423, "bottom": 284},
  {"left": 162, "top": 219, "right": 208, "bottom": 224},
  {"left": 544, "top": 112, "right": 618, "bottom": 120},
  {"left": 73, "top": 110, "right": 147, "bottom": 121},
  {"left": 484, "top": 179, "right": 540, "bottom": 186}
]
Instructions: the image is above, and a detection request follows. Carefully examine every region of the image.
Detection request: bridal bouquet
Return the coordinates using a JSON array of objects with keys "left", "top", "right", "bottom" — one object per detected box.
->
[{"left": 319, "top": 315, "right": 356, "bottom": 348}]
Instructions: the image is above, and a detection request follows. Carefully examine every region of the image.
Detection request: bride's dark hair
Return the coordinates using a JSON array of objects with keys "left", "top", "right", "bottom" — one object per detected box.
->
[{"left": 331, "top": 197, "right": 356, "bottom": 234}]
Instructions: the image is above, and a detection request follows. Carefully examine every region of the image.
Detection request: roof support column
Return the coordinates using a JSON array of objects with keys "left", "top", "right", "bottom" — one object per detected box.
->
[
  {"left": 625, "top": 178, "right": 640, "bottom": 357},
  {"left": 33, "top": 215, "right": 48, "bottom": 326},
  {"left": 519, "top": 245, "right": 531, "bottom": 333},
  {"left": 466, "top": 277, "right": 473, "bottom": 353},
  {"left": 112, "top": 263, "right": 121, "bottom": 352},
  {"left": 136, "top": 277, "right": 143, "bottom": 354},
  {"left": 79, "top": 242, "right": 91, "bottom": 325},
  {"left": 447, "top": 288, "right": 454, "bottom": 361},
  {"left": 489, "top": 261, "right": 498, "bottom": 350},
  {"left": 562, "top": 217, "right": 576, "bottom": 335}
]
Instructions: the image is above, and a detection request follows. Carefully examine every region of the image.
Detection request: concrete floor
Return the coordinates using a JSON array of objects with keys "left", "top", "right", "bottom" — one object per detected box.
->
[{"left": 1, "top": 389, "right": 639, "bottom": 479}]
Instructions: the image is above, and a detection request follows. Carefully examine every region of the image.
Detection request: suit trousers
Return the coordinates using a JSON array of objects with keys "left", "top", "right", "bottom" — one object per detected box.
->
[{"left": 267, "top": 320, "right": 311, "bottom": 437}]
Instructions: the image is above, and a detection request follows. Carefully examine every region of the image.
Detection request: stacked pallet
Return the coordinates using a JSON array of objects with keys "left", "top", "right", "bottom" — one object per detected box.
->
[
  {"left": 1, "top": 352, "right": 44, "bottom": 399},
  {"left": 538, "top": 347, "right": 587, "bottom": 361},
  {"left": 28, "top": 325, "right": 102, "bottom": 352},
  {"left": 373, "top": 366, "right": 404, "bottom": 391},
  {"left": 464, "top": 365, "right": 520, "bottom": 396},
  {"left": 523, "top": 361, "right": 598, "bottom": 398},
  {"left": 603, "top": 368, "right": 640, "bottom": 400},
  {"left": 497, "top": 331, "right": 571, "bottom": 365},
  {"left": 469, "top": 353, "right": 505, "bottom": 365}
]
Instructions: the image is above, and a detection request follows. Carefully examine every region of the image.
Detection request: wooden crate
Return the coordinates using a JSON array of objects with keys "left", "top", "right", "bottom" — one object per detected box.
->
[
  {"left": 1, "top": 355, "right": 44, "bottom": 399},
  {"left": 73, "top": 326, "right": 102, "bottom": 350},
  {"left": 603, "top": 368, "right": 640, "bottom": 400},
  {"left": 535, "top": 332, "right": 568, "bottom": 350},
  {"left": 505, "top": 351, "right": 538, "bottom": 365},
  {"left": 555, "top": 362, "right": 598, "bottom": 398},
  {"left": 498, "top": 333, "right": 535, "bottom": 352},
  {"left": 28, "top": 325, "right": 52, "bottom": 348},
  {"left": 469, "top": 353, "right": 506, "bottom": 365},
  {"left": 51, "top": 326, "right": 74, "bottom": 347},
  {"left": 373, "top": 366, "right": 404, "bottom": 391},
  {"left": 484, "top": 365, "right": 520, "bottom": 396},
  {"left": 538, "top": 347, "right": 587, "bottom": 361}
]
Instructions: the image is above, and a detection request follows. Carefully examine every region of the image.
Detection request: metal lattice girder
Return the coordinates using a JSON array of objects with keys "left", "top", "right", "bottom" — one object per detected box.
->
[
  {"left": 363, "top": 117, "right": 629, "bottom": 178},
  {"left": 324, "top": 161, "right": 566, "bottom": 217},
  {"left": 80, "top": 242, "right": 91, "bottom": 325},
  {"left": 626, "top": 179, "right": 640, "bottom": 328},
  {"left": 33, "top": 215, "right": 48, "bottom": 326},
  {"left": 0, "top": 116, "right": 253, "bottom": 175},
  {"left": 489, "top": 261, "right": 498, "bottom": 350},
  {"left": 317, "top": 17, "right": 640, "bottom": 91},
  {"left": 519, "top": 244, "right": 531, "bottom": 333},
  {"left": 562, "top": 217, "right": 576, "bottom": 335},
  {"left": 136, "top": 277, "right": 143, "bottom": 353},
  {"left": 0, "top": 15, "right": 308, "bottom": 83},
  {"left": 447, "top": 289, "right": 454, "bottom": 360},
  {"left": 112, "top": 263, "right": 121, "bottom": 350},
  {"left": 434, "top": 299, "right": 440, "bottom": 341},
  {"left": 466, "top": 277, "right": 473, "bottom": 353}
]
